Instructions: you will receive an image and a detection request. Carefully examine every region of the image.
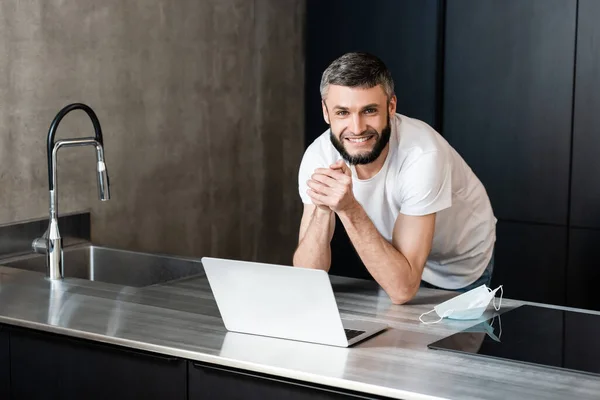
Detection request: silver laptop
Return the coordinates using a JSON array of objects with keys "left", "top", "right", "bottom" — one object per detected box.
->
[{"left": 201, "top": 257, "right": 387, "bottom": 347}]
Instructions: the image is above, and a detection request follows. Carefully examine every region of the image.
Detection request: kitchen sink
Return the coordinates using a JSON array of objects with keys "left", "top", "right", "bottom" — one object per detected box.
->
[{"left": 0, "top": 244, "right": 204, "bottom": 287}]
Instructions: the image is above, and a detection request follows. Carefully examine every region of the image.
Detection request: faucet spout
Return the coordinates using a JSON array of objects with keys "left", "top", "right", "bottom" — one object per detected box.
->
[
  {"left": 95, "top": 143, "right": 110, "bottom": 201},
  {"left": 47, "top": 103, "right": 106, "bottom": 191},
  {"left": 34, "top": 103, "right": 111, "bottom": 280}
]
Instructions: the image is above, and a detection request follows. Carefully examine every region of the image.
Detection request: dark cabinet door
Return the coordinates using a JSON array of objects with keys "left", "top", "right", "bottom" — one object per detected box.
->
[
  {"left": 188, "top": 362, "right": 378, "bottom": 400},
  {"left": 0, "top": 326, "right": 9, "bottom": 399},
  {"left": 443, "top": 0, "right": 576, "bottom": 224},
  {"left": 564, "top": 309, "right": 600, "bottom": 372},
  {"left": 570, "top": 0, "right": 600, "bottom": 229},
  {"left": 491, "top": 221, "right": 567, "bottom": 305},
  {"left": 567, "top": 228, "right": 600, "bottom": 311},
  {"left": 10, "top": 327, "right": 186, "bottom": 400}
]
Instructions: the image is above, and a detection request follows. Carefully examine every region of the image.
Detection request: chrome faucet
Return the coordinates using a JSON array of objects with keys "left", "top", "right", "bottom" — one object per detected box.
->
[{"left": 32, "top": 103, "right": 110, "bottom": 280}]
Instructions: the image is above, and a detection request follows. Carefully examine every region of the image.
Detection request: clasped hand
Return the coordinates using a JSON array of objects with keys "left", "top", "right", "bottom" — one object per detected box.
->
[{"left": 306, "top": 160, "right": 357, "bottom": 213}]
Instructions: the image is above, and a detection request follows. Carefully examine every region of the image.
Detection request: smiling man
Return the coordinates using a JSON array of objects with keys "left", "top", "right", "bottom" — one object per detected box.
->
[{"left": 293, "top": 52, "right": 497, "bottom": 304}]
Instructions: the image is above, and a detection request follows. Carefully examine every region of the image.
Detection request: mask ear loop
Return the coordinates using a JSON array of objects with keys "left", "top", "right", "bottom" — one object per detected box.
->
[
  {"left": 419, "top": 308, "right": 454, "bottom": 325},
  {"left": 492, "top": 285, "right": 503, "bottom": 311},
  {"left": 497, "top": 313, "right": 502, "bottom": 339},
  {"left": 489, "top": 313, "right": 503, "bottom": 340}
]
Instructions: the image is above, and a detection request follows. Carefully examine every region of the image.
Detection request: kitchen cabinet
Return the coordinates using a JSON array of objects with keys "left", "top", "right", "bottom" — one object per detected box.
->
[
  {"left": 444, "top": 0, "right": 576, "bottom": 224},
  {"left": 0, "top": 327, "right": 9, "bottom": 399},
  {"left": 566, "top": 228, "right": 600, "bottom": 311},
  {"left": 570, "top": 0, "right": 600, "bottom": 229},
  {"left": 564, "top": 309, "right": 600, "bottom": 372},
  {"left": 6, "top": 324, "right": 381, "bottom": 400},
  {"left": 491, "top": 221, "right": 567, "bottom": 305},
  {"left": 188, "top": 361, "right": 378, "bottom": 400},
  {"left": 9, "top": 326, "right": 186, "bottom": 400}
]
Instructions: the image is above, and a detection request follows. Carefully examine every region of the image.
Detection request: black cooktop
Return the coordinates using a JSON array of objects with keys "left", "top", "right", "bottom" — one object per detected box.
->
[{"left": 428, "top": 304, "right": 600, "bottom": 377}]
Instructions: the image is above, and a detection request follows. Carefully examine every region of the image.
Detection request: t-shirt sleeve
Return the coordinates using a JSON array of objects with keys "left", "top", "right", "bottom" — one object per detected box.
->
[
  {"left": 399, "top": 150, "right": 452, "bottom": 216},
  {"left": 298, "top": 148, "right": 328, "bottom": 204}
]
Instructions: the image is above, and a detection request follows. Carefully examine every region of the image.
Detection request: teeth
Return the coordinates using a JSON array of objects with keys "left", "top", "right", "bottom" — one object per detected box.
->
[{"left": 348, "top": 137, "right": 369, "bottom": 143}]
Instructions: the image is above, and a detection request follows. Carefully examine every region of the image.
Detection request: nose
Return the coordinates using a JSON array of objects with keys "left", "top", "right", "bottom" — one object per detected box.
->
[{"left": 350, "top": 113, "right": 366, "bottom": 135}]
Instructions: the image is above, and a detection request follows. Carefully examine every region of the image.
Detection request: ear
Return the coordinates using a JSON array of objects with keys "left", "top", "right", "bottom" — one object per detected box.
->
[
  {"left": 322, "top": 100, "right": 330, "bottom": 125},
  {"left": 388, "top": 95, "right": 397, "bottom": 116}
]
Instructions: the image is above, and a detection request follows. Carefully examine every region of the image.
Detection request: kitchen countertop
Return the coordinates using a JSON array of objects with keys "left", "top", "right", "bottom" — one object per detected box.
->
[{"left": 0, "top": 265, "right": 598, "bottom": 400}]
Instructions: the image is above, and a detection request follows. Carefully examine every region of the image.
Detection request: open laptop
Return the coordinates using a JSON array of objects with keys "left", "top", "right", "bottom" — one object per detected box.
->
[{"left": 202, "top": 257, "right": 388, "bottom": 347}]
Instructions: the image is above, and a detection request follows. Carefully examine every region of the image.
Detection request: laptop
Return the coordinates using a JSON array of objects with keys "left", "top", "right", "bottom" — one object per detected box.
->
[{"left": 201, "top": 257, "right": 388, "bottom": 347}]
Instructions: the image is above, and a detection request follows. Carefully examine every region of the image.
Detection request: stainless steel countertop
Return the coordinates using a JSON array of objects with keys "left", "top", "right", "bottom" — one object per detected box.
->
[{"left": 0, "top": 265, "right": 598, "bottom": 400}]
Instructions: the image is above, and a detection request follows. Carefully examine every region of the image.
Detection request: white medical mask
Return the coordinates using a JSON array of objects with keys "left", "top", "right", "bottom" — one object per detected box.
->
[{"left": 419, "top": 284, "right": 503, "bottom": 324}]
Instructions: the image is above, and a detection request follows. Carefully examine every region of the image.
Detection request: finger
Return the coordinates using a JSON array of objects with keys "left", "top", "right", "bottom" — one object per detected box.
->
[
  {"left": 312, "top": 174, "right": 349, "bottom": 195},
  {"left": 339, "top": 162, "right": 351, "bottom": 177},
  {"left": 329, "top": 159, "right": 345, "bottom": 169},
  {"left": 331, "top": 160, "right": 351, "bottom": 176},
  {"left": 307, "top": 189, "right": 329, "bottom": 206},
  {"left": 311, "top": 173, "right": 338, "bottom": 188},
  {"left": 314, "top": 168, "right": 351, "bottom": 183},
  {"left": 307, "top": 179, "right": 333, "bottom": 196},
  {"left": 309, "top": 177, "right": 348, "bottom": 202},
  {"left": 314, "top": 168, "right": 345, "bottom": 179}
]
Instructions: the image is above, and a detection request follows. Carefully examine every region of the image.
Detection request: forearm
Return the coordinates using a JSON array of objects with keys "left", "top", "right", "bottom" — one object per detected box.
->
[
  {"left": 293, "top": 208, "right": 333, "bottom": 271},
  {"left": 338, "top": 205, "right": 420, "bottom": 304}
]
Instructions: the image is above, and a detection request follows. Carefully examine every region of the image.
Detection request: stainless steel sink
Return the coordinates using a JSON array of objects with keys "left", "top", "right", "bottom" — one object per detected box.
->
[{"left": 0, "top": 245, "right": 204, "bottom": 287}]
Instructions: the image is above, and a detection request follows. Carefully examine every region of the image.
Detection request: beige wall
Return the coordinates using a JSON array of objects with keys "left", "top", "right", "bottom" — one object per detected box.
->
[{"left": 0, "top": 0, "right": 305, "bottom": 264}]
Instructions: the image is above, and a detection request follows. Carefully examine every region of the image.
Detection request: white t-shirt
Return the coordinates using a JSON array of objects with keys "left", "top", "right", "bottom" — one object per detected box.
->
[{"left": 298, "top": 113, "right": 497, "bottom": 289}]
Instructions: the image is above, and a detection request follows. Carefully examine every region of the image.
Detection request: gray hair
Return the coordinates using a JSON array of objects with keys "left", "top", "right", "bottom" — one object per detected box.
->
[{"left": 320, "top": 52, "right": 395, "bottom": 100}]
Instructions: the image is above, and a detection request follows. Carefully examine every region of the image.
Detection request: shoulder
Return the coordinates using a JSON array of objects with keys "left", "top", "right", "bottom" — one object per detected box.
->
[
  {"left": 387, "top": 115, "right": 450, "bottom": 179},
  {"left": 391, "top": 116, "right": 453, "bottom": 214},
  {"left": 393, "top": 114, "right": 446, "bottom": 156}
]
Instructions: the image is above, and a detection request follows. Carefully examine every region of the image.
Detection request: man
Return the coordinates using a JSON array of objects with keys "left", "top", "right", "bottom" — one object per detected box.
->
[{"left": 293, "top": 52, "right": 497, "bottom": 305}]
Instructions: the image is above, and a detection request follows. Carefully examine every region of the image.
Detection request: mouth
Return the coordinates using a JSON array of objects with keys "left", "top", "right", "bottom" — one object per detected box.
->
[{"left": 344, "top": 135, "right": 375, "bottom": 146}]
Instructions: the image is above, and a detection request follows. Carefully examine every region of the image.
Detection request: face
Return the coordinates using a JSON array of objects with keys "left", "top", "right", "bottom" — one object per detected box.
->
[{"left": 322, "top": 85, "right": 396, "bottom": 165}]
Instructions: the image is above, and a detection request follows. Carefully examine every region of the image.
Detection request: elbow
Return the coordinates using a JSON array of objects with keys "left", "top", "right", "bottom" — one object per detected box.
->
[
  {"left": 389, "top": 294, "right": 412, "bottom": 305},
  {"left": 387, "top": 283, "right": 420, "bottom": 305}
]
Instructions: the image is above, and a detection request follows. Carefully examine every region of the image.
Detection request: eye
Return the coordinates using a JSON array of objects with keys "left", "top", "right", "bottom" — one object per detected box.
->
[
  {"left": 336, "top": 110, "right": 349, "bottom": 116},
  {"left": 364, "top": 108, "right": 377, "bottom": 114}
]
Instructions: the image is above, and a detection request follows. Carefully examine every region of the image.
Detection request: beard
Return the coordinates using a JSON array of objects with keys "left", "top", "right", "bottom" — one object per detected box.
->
[{"left": 329, "top": 114, "right": 392, "bottom": 166}]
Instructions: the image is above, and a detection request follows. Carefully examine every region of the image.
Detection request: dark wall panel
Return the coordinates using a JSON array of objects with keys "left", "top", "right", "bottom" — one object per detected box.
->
[
  {"left": 490, "top": 221, "right": 566, "bottom": 306},
  {"left": 305, "top": 0, "right": 442, "bottom": 144},
  {"left": 570, "top": 0, "right": 600, "bottom": 229},
  {"left": 444, "top": 0, "right": 576, "bottom": 224},
  {"left": 567, "top": 228, "right": 600, "bottom": 311}
]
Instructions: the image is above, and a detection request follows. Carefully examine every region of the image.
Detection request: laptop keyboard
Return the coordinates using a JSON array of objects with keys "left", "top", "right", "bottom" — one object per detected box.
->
[{"left": 344, "top": 328, "right": 366, "bottom": 341}]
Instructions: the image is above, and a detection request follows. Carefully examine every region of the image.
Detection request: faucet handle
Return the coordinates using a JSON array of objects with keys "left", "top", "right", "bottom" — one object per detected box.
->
[{"left": 32, "top": 228, "right": 49, "bottom": 254}]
